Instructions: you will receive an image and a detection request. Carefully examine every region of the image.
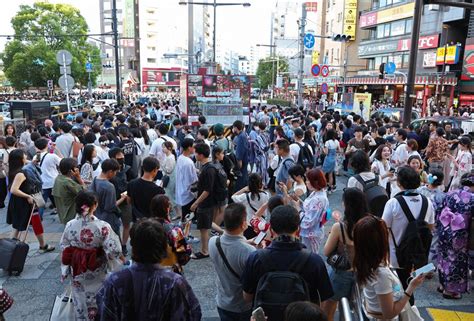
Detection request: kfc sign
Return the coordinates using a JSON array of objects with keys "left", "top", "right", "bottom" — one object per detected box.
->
[{"left": 397, "top": 34, "right": 439, "bottom": 51}]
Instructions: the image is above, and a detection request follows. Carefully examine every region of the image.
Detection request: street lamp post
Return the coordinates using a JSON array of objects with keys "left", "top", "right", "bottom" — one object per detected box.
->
[
  {"left": 179, "top": 1, "right": 251, "bottom": 70},
  {"left": 257, "top": 44, "right": 277, "bottom": 98},
  {"left": 112, "top": 0, "right": 121, "bottom": 103}
]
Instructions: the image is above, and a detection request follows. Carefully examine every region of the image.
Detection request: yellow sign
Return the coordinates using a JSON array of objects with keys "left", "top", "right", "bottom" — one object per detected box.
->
[
  {"left": 312, "top": 50, "right": 320, "bottom": 64},
  {"left": 436, "top": 45, "right": 460, "bottom": 65},
  {"left": 343, "top": 0, "right": 357, "bottom": 40},
  {"left": 377, "top": 2, "right": 415, "bottom": 24},
  {"left": 353, "top": 93, "right": 372, "bottom": 120}
]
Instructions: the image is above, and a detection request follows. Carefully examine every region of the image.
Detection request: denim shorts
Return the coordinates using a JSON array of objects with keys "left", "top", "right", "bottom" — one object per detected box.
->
[{"left": 329, "top": 269, "right": 355, "bottom": 301}]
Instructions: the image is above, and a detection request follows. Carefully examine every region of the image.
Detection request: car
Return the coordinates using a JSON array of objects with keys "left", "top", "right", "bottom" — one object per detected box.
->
[
  {"left": 371, "top": 108, "right": 420, "bottom": 122},
  {"left": 92, "top": 99, "right": 117, "bottom": 112},
  {"left": 411, "top": 116, "right": 474, "bottom": 136}
]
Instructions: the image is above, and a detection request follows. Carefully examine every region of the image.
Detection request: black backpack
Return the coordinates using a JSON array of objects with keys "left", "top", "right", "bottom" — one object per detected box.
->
[
  {"left": 253, "top": 250, "right": 312, "bottom": 320},
  {"left": 354, "top": 174, "right": 389, "bottom": 217},
  {"left": 210, "top": 163, "right": 228, "bottom": 202},
  {"left": 296, "top": 142, "right": 314, "bottom": 170},
  {"left": 390, "top": 194, "right": 432, "bottom": 270}
]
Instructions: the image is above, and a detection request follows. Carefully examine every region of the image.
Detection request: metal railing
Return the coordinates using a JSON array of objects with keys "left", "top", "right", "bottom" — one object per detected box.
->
[
  {"left": 338, "top": 283, "right": 368, "bottom": 321},
  {"left": 339, "top": 297, "right": 353, "bottom": 321}
]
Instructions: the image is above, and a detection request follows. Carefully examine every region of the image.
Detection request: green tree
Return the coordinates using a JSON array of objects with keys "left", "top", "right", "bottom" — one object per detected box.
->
[
  {"left": 1, "top": 2, "right": 101, "bottom": 91},
  {"left": 255, "top": 56, "right": 289, "bottom": 90}
]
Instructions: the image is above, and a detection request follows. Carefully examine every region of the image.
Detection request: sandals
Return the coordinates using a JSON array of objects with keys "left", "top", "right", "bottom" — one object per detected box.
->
[
  {"left": 442, "top": 291, "right": 462, "bottom": 300},
  {"left": 191, "top": 252, "right": 209, "bottom": 260},
  {"left": 39, "top": 244, "right": 55, "bottom": 253}
]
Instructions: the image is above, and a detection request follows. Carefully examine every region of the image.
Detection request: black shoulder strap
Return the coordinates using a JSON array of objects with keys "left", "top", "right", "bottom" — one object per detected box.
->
[
  {"left": 419, "top": 195, "right": 428, "bottom": 221},
  {"left": 215, "top": 237, "right": 240, "bottom": 280},
  {"left": 246, "top": 192, "right": 258, "bottom": 212},
  {"left": 288, "top": 250, "right": 312, "bottom": 273},
  {"left": 354, "top": 174, "right": 366, "bottom": 190},
  {"left": 339, "top": 222, "right": 347, "bottom": 245},
  {"left": 40, "top": 153, "right": 48, "bottom": 167},
  {"left": 394, "top": 195, "right": 416, "bottom": 222}
]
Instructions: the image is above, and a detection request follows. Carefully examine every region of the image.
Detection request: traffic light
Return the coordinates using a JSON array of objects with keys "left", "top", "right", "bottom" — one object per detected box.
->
[
  {"left": 332, "top": 34, "right": 352, "bottom": 42},
  {"left": 102, "top": 64, "right": 113, "bottom": 68},
  {"left": 47, "top": 80, "right": 53, "bottom": 90},
  {"left": 379, "top": 63, "right": 385, "bottom": 79}
]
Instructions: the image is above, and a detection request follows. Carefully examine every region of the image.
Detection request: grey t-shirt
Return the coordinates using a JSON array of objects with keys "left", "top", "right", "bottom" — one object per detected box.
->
[
  {"left": 55, "top": 133, "right": 75, "bottom": 158},
  {"left": 89, "top": 178, "right": 121, "bottom": 234},
  {"left": 209, "top": 233, "right": 255, "bottom": 313}
]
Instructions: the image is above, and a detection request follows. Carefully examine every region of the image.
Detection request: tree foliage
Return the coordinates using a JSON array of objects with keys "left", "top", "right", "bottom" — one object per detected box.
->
[
  {"left": 255, "top": 56, "right": 289, "bottom": 90},
  {"left": 1, "top": 2, "right": 101, "bottom": 91}
]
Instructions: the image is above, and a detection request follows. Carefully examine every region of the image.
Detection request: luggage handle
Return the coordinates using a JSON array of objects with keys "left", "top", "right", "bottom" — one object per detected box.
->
[{"left": 17, "top": 204, "right": 36, "bottom": 243}]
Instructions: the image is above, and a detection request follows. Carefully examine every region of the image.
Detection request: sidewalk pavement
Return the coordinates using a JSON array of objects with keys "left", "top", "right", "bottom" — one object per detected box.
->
[{"left": 0, "top": 175, "right": 473, "bottom": 320}]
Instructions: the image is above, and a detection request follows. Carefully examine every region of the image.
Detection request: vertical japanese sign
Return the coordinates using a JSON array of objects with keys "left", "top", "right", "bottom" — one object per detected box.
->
[
  {"left": 122, "top": 0, "right": 135, "bottom": 47},
  {"left": 343, "top": 0, "right": 357, "bottom": 40}
]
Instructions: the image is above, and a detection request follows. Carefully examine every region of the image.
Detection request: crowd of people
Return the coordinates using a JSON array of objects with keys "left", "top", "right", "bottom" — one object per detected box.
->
[{"left": 0, "top": 98, "right": 472, "bottom": 321}]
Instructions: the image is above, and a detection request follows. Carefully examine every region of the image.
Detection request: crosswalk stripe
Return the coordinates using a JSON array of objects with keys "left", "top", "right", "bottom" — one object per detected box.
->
[{"left": 428, "top": 308, "right": 474, "bottom": 321}]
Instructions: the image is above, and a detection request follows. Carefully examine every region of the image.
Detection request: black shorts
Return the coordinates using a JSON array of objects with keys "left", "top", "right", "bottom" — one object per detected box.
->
[
  {"left": 181, "top": 199, "right": 195, "bottom": 221},
  {"left": 196, "top": 207, "right": 213, "bottom": 230}
]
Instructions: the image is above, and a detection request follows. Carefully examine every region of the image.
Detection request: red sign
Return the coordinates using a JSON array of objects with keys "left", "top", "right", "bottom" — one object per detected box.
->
[
  {"left": 397, "top": 34, "right": 439, "bottom": 51},
  {"left": 311, "top": 64, "right": 321, "bottom": 76},
  {"left": 305, "top": 2, "right": 317, "bottom": 12},
  {"left": 321, "top": 65, "right": 330, "bottom": 77},
  {"left": 359, "top": 12, "right": 377, "bottom": 28},
  {"left": 459, "top": 94, "right": 474, "bottom": 101},
  {"left": 141, "top": 68, "right": 181, "bottom": 87},
  {"left": 461, "top": 39, "right": 474, "bottom": 81}
]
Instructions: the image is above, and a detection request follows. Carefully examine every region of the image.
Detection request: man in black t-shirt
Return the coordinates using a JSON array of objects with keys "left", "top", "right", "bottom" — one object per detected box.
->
[
  {"left": 190, "top": 143, "right": 216, "bottom": 259},
  {"left": 118, "top": 127, "right": 137, "bottom": 178},
  {"left": 127, "top": 157, "right": 164, "bottom": 221}
]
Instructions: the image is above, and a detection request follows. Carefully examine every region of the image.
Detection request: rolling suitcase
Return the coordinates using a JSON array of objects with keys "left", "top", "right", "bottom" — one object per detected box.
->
[{"left": 0, "top": 205, "right": 35, "bottom": 276}]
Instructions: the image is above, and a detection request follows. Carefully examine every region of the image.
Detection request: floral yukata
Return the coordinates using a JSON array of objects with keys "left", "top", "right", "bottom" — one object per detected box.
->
[
  {"left": 60, "top": 214, "right": 122, "bottom": 321},
  {"left": 436, "top": 186, "right": 473, "bottom": 295},
  {"left": 300, "top": 189, "right": 329, "bottom": 253}
]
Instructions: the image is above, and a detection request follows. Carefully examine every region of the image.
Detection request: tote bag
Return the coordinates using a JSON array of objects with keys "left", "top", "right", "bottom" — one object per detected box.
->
[{"left": 50, "top": 286, "right": 75, "bottom": 321}]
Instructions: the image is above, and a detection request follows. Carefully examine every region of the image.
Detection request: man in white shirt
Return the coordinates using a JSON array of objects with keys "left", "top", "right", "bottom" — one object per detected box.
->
[
  {"left": 289, "top": 128, "right": 313, "bottom": 163},
  {"left": 391, "top": 128, "right": 409, "bottom": 167},
  {"left": 175, "top": 138, "right": 198, "bottom": 222},
  {"left": 382, "top": 166, "right": 434, "bottom": 304},
  {"left": 146, "top": 120, "right": 158, "bottom": 142},
  {"left": 35, "top": 138, "right": 61, "bottom": 217},
  {"left": 149, "top": 123, "right": 177, "bottom": 164}
]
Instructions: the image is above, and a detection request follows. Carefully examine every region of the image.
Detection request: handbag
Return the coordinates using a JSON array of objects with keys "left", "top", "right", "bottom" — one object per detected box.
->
[
  {"left": 50, "top": 285, "right": 75, "bottom": 321},
  {"left": 399, "top": 302, "right": 424, "bottom": 321},
  {"left": 326, "top": 223, "right": 351, "bottom": 271},
  {"left": 31, "top": 192, "right": 45, "bottom": 208},
  {"left": 162, "top": 175, "right": 170, "bottom": 188}
]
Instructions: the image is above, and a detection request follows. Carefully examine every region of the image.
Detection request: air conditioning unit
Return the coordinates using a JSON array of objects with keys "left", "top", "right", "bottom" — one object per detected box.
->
[{"left": 427, "top": 4, "right": 439, "bottom": 11}]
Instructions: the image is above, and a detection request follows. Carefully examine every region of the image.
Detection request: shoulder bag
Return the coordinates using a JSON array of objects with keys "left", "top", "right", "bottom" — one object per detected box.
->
[{"left": 326, "top": 222, "right": 351, "bottom": 271}]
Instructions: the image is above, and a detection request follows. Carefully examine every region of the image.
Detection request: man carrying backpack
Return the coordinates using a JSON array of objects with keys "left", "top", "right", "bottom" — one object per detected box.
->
[
  {"left": 241, "top": 205, "right": 333, "bottom": 321},
  {"left": 382, "top": 166, "right": 434, "bottom": 305},
  {"left": 290, "top": 128, "right": 314, "bottom": 170}
]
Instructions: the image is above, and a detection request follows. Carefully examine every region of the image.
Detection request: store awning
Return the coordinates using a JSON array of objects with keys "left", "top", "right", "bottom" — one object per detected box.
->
[{"left": 344, "top": 75, "right": 458, "bottom": 86}]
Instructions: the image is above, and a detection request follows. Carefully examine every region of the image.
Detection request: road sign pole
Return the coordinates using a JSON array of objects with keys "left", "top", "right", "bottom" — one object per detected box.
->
[
  {"left": 63, "top": 53, "right": 71, "bottom": 113},
  {"left": 297, "top": 3, "right": 307, "bottom": 107}
]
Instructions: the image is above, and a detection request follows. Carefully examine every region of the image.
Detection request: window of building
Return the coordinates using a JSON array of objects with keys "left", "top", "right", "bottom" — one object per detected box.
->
[
  {"left": 331, "top": 48, "right": 334, "bottom": 63},
  {"left": 391, "top": 20, "right": 405, "bottom": 36},
  {"left": 402, "top": 54, "right": 410, "bottom": 68},
  {"left": 368, "top": 59, "right": 375, "bottom": 70},
  {"left": 405, "top": 19, "right": 413, "bottom": 33},
  {"left": 147, "top": 58, "right": 156, "bottom": 63},
  {"left": 338, "top": 13, "right": 342, "bottom": 22},
  {"left": 326, "top": 22, "right": 329, "bottom": 33}
]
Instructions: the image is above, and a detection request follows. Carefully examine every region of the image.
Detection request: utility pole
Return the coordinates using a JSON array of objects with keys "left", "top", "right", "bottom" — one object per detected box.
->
[
  {"left": 297, "top": 3, "right": 307, "bottom": 107},
  {"left": 188, "top": 4, "right": 194, "bottom": 73},
  {"left": 112, "top": 0, "right": 121, "bottom": 104},
  {"left": 402, "top": 0, "right": 423, "bottom": 128}
]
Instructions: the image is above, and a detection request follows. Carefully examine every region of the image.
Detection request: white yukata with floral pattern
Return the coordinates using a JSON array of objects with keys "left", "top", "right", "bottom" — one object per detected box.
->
[
  {"left": 300, "top": 190, "right": 329, "bottom": 254},
  {"left": 60, "top": 214, "right": 122, "bottom": 321}
]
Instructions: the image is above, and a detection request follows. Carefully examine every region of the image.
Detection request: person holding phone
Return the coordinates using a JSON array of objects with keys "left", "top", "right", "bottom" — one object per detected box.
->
[{"left": 52, "top": 158, "right": 86, "bottom": 224}]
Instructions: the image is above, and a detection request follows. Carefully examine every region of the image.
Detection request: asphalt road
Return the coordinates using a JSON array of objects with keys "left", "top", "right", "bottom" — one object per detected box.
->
[{"left": 0, "top": 174, "right": 472, "bottom": 321}]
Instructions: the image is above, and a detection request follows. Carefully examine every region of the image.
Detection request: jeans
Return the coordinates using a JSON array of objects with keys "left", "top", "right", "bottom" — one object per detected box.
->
[{"left": 217, "top": 307, "right": 252, "bottom": 321}]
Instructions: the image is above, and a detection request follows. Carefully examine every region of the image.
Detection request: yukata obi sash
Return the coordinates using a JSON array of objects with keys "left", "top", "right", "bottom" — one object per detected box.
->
[{"left": 439, "top": 208, "right": 469, "bottom": 232}]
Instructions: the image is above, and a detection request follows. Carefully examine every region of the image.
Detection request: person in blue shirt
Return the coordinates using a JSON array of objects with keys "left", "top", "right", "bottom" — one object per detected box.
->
[
  {"left": 282, "top": 117, "right": 294, "bottom": 142},
  {"left": 232, "top": 120, "right": 249, "bottom": 191}
]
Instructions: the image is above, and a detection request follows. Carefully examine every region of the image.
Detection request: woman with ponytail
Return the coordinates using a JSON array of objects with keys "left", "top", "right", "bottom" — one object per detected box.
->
[{"left": 60, "top": 190, "right": 123, "bottom": 321}]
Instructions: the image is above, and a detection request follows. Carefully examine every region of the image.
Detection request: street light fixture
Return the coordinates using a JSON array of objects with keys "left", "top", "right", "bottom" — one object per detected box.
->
[{"left": 179, "top": 1, "right": 251, "bottom": 69}]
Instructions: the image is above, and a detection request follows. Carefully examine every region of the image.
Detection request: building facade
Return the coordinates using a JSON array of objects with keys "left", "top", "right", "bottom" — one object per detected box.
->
[{"left": 352, "top": 0, "right": 470, "bottom": 110}]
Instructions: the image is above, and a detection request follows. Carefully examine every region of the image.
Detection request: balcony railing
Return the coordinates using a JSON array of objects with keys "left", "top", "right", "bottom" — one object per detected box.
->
[{"left": 361, "top": 0, "right": 412, "bottom": 15}]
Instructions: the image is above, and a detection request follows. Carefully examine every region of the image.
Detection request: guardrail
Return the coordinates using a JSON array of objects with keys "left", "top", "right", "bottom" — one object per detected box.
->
[{"left": 340, "top": 297, "right": 353, "bottom": 321}]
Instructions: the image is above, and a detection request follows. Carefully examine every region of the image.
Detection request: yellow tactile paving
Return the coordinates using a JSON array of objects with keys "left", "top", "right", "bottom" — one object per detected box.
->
[{"left": 428, "top": 308, "right": 474, "bottom": 321}]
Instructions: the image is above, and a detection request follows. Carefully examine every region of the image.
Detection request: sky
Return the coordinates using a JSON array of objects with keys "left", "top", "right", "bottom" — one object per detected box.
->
[{"left": 0, "top": 0, "right": 276, "bottom": 56}]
